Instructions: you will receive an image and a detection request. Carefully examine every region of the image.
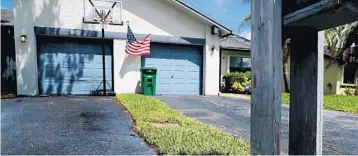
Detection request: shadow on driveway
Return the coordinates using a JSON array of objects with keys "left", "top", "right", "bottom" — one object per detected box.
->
[
  {"left": 1, "top": 96, "right": 154, "bottom": 155},
  {"left": 155, "top": 95, "right": 358, "bottom": 155}
]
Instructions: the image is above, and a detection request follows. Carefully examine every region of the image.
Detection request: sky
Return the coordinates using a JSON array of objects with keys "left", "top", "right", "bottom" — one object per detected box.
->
[
  {"left": 0, "top": 0, "right": 251, "bottom": 39},
  {"left": 183, "top": 0, "right": 251, "bottom": 39},
  {"left": 1, "top": 0, "right": 12, "bottom": 9}
]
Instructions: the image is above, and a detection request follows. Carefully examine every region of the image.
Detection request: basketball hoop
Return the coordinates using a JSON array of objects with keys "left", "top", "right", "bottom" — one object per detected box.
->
[
  {"left": 83, "top": 0, "right": 123, "bottom": 26},
  {"left": 82, "top": 0, "right": 123, "bottom": 96},
  {"left": 94, "top": 7, "right": 113, "bottom": 28}
]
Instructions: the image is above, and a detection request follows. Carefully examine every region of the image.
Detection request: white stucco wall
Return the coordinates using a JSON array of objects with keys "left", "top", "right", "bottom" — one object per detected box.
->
[
  {"left": 203, "top": 25, "right": 220, "bottom": 95},
  {"left": 13, "top": 0, "right": 224, "bottom": 95},
  {"left": 113, "top": 39, "right": 142, "bottom": 94},
  {"left": 13, "top": 0, "right": 38, "bottom": 95},
  {"left": 31, "top": 0, "right": 206, "bottom": 38}
]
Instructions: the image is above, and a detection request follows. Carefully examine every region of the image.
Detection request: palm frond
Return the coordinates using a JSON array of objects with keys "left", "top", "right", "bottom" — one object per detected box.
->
[
  {"left": 325, "top": 22, "right": 358, "bottom": 68},
  {"left": 242, "top": 13, "right": 251, "bottom": 22}
]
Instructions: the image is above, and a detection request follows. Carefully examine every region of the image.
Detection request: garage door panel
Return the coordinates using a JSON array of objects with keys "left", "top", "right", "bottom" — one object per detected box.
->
[
  {"left": 156, "top": 83, "right": 172, "bottom": 94},
  {"left": 142, "top": 43, "right": 202, "bottom": 95},
  {"left": 40, "top": 68, "right": 94, "bottom": 81},
  {"left": 40, "top": 61, "right": 95, "bottom": 70},
  {"left": 40, "top": 80, "right": 113, "bottom": 95},
  {"left": 41, "top": 81, "right": 98, "bottom": 94},
  {"left": 39, "top": 64, "right": 109, "bottom": 80},
  {"left": 39, "top": 54, "right": 112, "bottom": 69},
  {"left": 187, "top": 59, "right": 201, "bottom": 65},
  {"left": 145, "top": 58, "right": 170, "bottom": 66},
  {"left": 38, "top": 37, "right": 112, "bottom": 95}
]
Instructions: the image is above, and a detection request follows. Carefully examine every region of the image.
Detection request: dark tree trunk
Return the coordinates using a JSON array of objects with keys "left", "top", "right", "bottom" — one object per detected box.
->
[
  {"left": 282, "top": 38, "right": 291, "bottom": 93},
  {"left": 283, "top": 61, "right": 290, "bottom": 93}
]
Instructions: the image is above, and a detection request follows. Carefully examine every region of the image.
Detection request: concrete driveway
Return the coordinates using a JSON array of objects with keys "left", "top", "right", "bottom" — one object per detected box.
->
[
  {"left": 1, "top": 96, "right": 154, "bottom": 155},
  {"left": 155, "top": 95, "right": 358, "bottom": 155}
]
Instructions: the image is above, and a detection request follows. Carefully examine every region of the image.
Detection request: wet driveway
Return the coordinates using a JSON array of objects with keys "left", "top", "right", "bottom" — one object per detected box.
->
[
  {"left": 155, "top": 95, "right": 358, "bottom": 155},
  {"left": 1, "top": 96, "right": 154, "bottom": 155}
]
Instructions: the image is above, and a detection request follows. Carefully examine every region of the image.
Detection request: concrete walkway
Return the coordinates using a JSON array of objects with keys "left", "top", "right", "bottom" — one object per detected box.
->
[
  {"left": 155, "top": 95, "right": 358, "bottom": 155},
  {"left": 219, "top": 93, "right": 251, "bottom": 100}
]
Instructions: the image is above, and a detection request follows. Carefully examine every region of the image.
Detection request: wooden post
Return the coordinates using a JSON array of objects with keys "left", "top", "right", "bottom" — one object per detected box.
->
[
  {"left": 251, "top": 0, "right": 282, "bottom": 154},
  {"left": 289, "top": 27, "right": 323, "bottom": 155}
]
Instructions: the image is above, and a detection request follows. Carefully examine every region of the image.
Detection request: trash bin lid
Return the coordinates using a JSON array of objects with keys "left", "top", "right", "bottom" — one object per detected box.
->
[{"left": 141, "top": 67, "right": 157, "bottom": 72}]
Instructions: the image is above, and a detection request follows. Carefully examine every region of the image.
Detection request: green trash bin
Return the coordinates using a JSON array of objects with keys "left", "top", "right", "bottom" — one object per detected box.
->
[{"left": 140, "top": 67, "right": 157, "bottom": 96}]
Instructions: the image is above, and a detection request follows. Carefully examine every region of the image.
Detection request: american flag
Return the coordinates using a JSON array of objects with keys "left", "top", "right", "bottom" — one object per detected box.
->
[{"left": 125, "top": 25, "right": 151, "bottom": 56}]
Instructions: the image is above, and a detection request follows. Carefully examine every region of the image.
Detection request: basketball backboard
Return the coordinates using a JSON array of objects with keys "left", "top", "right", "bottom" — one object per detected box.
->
[{"left": 83, "top": 0, "right": 123, "bottom": 25}]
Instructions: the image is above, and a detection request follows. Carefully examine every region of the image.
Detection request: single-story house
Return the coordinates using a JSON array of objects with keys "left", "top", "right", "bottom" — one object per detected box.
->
[
  {"left": 323, "top": 51, "right": 358, "bottom": 95},
  {"left": 219, "top": 34, "right": 251, "bottom": 91},
  {"left": 219, "top": 33, "right": 358, "bottom": 95},
  {"left": 279, "top": 39, "right": 358, "bottom": 95},
  {"left": 12, "top": 0, "right": 234, "bottom": 96}
]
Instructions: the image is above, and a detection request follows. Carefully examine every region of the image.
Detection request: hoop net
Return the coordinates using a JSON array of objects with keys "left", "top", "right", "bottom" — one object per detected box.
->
[
  {"left": 94, "top": 8, "right": 111, "bottom": 28},
  {"left": 91, "top": 0, "right": 118, "bottom": 28},
  {"left": 84, "top": 0, "right": 122, "bottom": 26}
]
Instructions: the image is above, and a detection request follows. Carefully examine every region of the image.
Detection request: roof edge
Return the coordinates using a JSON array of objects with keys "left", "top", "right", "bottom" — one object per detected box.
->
[
  {"left": 170, "top": 0, "right": 232, "bottom": 35},
  {"left": 221, "top": 47, "right": 251, "bottom": 51}
]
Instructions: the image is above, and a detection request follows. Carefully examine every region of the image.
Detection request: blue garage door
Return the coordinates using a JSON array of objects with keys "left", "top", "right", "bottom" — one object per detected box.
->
[
  {"left": 38, "top": 37, "right": 112, "bottom": 95},
  {"left": 142, "top": 43, "right": 202, "bottom": 95}
]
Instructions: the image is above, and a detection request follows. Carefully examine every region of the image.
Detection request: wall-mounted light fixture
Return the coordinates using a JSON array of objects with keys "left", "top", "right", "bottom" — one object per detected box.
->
[
  {"left": 327, "top": 83, "right": 332, "bottom": 90},
  {"left": 211, "top": 26, "right": 219, "bottom": 35},
  {"left": 211, "top": 45, "right": 216, "bottom": 51},
  {"left": 20, "top": 35, "right": 27, "bottom": 42}
]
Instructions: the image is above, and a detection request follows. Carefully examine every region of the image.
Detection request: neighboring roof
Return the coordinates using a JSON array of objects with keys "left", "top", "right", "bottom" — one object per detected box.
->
[
  {"left": 168, "top": 0, "right": 232, "bottom": 35},
  {"left": 1, "top": 9, "right": 13, "bottom": 26},
  {"left": 220, "top": 34, "right": 251, "bottom": 51}
]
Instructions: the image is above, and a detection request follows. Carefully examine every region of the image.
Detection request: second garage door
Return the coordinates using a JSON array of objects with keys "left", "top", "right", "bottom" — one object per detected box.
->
[{"left": 142, "top": 43, "right": 202, "bottom": 95}]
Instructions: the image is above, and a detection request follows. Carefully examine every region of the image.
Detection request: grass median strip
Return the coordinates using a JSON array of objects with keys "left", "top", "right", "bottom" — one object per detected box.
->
[
  {"left": 282, "top": 93, "right": 358, "bottom": 113},
  {"left": 117, "top": 94, "right": 250, "bottom": 155}
]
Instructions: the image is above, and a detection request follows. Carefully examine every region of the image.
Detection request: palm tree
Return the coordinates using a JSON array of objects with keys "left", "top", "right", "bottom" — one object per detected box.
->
[
  {"left": 237, "top": 0, "right": 291, "bottom": 92},
  {"left": 238, "top": 0, "right": 357, "bottom": 92},
  {"left": 325, "top": 22, "right": 358, "bottom": 67}
]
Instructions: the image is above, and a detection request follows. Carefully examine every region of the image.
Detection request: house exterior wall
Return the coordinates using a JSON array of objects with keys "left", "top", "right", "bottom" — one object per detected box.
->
[
  {"left": 281, "top": 56, "right": 357, "bottom": 95},
  {"left": 323, "top": 58, "right": 340, "bottom": 94},
  {"left": 13, "top": 0, "right": 39, "bottom": 95},
  {"left": 324, "top": 59, "right": 358, "bottom": 95},
  {"left": 219, "top": 49, "right": 250, "bottom": 92},
  {"left": 13, "top": 0, "right": 222, "bottom": 95},
  {"left": 220, "top": 50, "right": 250, "bottom": 76},
  {"left": 113, "top": 39, "right": 142, "bottom": 94},
  {"left": 203, "top": 25, "right": 220, "bottom": 95}
]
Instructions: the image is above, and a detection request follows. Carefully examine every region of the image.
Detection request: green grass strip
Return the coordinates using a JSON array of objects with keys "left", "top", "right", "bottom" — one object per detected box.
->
[
  {"left": 282, "top": 93, "right": 358, "bottom": 113},
  {"left": 117, "top": 94, "right": 250, "bottom": 155}
]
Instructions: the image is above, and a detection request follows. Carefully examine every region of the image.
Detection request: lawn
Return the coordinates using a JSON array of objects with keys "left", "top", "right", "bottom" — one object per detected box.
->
[
  {"left": 282, "top": 93, "right": 358, "bottom": 113},
  {"left": 117, "top": 94, "right": 250, "bottom": 155}
]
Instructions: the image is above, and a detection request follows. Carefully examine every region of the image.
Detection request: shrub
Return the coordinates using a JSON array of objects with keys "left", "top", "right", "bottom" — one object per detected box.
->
[
  {"left": 223, "top": 72, "right": 251, "bottom": 93},
  {"left": 231, "top": 81, "right": 244, "bottom": 93},
  {"left": 344, "top": 88, "right": 355, "bottom": 96}
]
